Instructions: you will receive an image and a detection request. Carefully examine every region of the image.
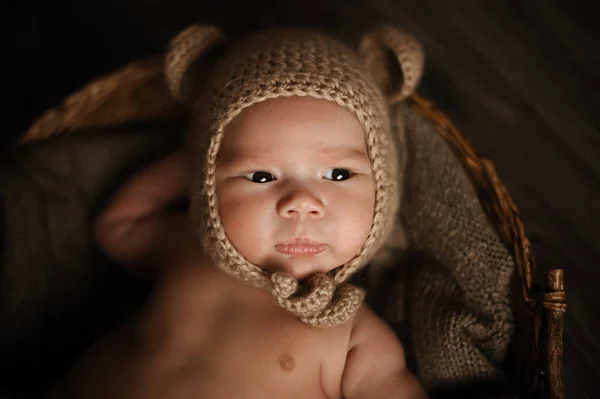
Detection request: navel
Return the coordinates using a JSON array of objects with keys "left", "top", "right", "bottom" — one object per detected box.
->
[{"left": 279, "top": 354, "right": 295, "bottom": 371}]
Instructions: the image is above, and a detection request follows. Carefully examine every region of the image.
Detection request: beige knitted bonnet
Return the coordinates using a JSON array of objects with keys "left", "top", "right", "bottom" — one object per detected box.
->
[{"left": 164, "top": 24, "right": 424, "bottom": 327}]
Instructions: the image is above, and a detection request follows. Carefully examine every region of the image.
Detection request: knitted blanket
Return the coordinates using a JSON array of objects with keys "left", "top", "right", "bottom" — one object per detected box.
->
[{"left": 398, "top": 103, "right": 514, "bottom": 396}]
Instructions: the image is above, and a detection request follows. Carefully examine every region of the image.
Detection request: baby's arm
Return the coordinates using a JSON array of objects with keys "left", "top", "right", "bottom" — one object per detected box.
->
[
  {"left": 95, "top": 150, "right": 191, "bottom": 267},
  {"left": 342, "top": 307, "right": 428, "bottom": 399}
]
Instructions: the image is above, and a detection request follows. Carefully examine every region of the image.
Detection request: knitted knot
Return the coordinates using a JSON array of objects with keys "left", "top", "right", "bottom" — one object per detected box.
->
[
  {"left": 271, "top": 272, "right": 298, "bottom": 298},
  {"left": 301, "top": 283, "right": 365, "bottom": 327},
  {"left": 271, "top": 272, "right": 335, "bottom": 318},
  {"left": 270, "top": 273, "right": 366, "bottom": 326}
]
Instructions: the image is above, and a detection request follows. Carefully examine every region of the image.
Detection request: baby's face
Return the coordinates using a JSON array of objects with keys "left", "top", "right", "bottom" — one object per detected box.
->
[{"left": 215, "top": 97, "right": 375, "bottom": 280}]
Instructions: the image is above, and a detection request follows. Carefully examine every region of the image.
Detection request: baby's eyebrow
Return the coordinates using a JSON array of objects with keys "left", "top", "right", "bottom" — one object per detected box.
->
[
  {"left": 321, "top": 148, "right": 371, "bottom": 164},
  {"left": 217, "top": 147, "right": 370, "bottom": 166},
  {"left": 217, "top": 150, "right": 266, "bottom": 165}
]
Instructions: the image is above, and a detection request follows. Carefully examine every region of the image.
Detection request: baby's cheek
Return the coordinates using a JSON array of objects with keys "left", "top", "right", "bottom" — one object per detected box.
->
[
  {"left": 217, "top": 190, "right": 267, "bottom": 260},
  {"left": 341, "top": 191, "right": 374, "bottom": 255},
  {"left": 349, "top": 194, "right": 375, "bottom": 247}
]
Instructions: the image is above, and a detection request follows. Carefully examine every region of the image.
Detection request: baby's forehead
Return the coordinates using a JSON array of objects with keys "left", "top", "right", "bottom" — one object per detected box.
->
[{"left": 217, "top": 97, "right": 370, "bottom": 155}]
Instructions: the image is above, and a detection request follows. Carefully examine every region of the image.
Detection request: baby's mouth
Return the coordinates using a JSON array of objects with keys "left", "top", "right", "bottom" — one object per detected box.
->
[{"left": 275, "top": 238, "right": 326, "bottom": 255}]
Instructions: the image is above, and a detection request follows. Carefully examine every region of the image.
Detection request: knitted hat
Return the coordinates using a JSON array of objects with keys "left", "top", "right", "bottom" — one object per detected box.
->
[{"left": 165, "top": 25, "right": 424, "bottom": 327}]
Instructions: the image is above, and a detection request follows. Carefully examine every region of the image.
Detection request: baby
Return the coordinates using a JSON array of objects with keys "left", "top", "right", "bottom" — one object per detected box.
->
[{"left": 57, "top": 25, "right": 427, "bottom": 398}]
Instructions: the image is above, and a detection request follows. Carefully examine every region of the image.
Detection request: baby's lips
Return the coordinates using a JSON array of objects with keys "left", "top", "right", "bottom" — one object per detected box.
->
[
  {"left": 278, "top": 237, "right": 323, "bottom": 246},
  {"left": 275, "top": 243, "right": 326, "bottom": 255}
]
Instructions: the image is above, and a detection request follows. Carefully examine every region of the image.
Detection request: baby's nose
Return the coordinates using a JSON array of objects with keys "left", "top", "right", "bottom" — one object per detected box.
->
[{"left": 277, "top": 188, "right": 325, "bottom": 219}]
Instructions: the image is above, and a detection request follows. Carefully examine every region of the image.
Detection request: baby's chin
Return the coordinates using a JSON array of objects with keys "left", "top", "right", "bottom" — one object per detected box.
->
[{"left": 258, "top": 253, "right": 346, "bottom": 281}]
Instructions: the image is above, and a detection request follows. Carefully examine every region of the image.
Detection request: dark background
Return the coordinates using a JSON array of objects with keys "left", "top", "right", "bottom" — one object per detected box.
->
[{"left": 7, "top": 0, "right": 600, "bottom": 397}]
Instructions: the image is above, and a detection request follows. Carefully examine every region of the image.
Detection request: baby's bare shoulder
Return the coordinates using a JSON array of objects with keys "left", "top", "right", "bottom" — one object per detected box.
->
[
  {"left": 350, "top": 306, "right": 404, "bottom": 351},
  {"left": 341, "top": 307, "right": 429, "bottom": 398}
]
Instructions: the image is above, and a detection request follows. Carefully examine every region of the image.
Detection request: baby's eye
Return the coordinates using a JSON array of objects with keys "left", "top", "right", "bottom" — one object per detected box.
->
[
  {"left": 245, "top": 171, "right": 276, "bottom": 183},
  {"left": 323, "top": 168, "right": 352, "bottom": 181}
]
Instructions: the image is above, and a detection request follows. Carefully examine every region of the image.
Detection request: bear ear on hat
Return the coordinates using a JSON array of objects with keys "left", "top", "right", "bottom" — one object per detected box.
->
[
  {"left": 359, "top": 25, "right": 425, "bottom": 104},
  {"left": 165, "top": 24, "right": 226, "bottom": 103}
]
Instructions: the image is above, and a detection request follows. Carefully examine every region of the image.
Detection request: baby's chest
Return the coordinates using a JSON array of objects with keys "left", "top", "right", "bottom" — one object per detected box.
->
[
  {"left": 145, "top": 269, "right": 353, "bottom": 397},
  {"left": 173, "top": 304, "right": 352, "bottom": 398},
  {"left": 213, "top": 307, "right": 349, "bottom": 371}
]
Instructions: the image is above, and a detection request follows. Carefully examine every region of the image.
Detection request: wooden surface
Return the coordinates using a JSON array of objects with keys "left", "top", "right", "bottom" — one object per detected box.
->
[{"left": 8, "top": 1, "right": 599, "bottom": 397}]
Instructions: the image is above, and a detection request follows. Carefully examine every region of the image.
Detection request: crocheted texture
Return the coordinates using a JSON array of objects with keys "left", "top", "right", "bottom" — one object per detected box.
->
[
  {"left": 165, "top": 27, "right": 422, "bottom": 327},
  {"left": 395, "top": 103, "right": 515, "bottom": 391},
  {"left": 165, "top": 25, "right": 225, "bottom": 102},
  {"left": 359, "top": 25, "right": 425, "bottom": 104}
]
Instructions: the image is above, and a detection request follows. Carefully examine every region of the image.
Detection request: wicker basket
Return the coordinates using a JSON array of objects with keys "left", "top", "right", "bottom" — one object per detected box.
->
[{"left": 19, "top": 59, "right": 566, "bottom": 399}]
